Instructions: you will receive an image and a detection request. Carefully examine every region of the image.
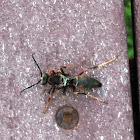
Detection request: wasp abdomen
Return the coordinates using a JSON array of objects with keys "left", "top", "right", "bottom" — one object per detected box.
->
[{"left": 72, "top": 76, "right": 102, "bottom": 89}]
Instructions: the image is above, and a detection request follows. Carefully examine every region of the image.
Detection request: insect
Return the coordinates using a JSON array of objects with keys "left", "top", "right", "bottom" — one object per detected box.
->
[{"left": 20, "top": 54, "right": 119, "bottom": 113}]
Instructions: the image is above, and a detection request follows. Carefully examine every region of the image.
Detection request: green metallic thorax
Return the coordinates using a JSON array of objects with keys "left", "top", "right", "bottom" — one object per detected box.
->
[{"left": 48, "top": 73, "right": 70, "bottom": 88}]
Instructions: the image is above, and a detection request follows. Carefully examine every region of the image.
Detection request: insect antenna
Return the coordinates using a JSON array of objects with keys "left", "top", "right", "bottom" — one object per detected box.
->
[
  {"left": 32, "top": 54, "right": 42, "bottom": 77},
  {"left": 20, "top": 54, "right": 42, "bottom": 94},
  {"left": 20, "top": 80, "right": 41, "bottom": 94}
]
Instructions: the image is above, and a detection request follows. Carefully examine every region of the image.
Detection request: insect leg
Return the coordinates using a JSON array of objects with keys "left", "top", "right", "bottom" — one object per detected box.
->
[
  {"left": 60, "top": 60, "right": 85, "bottom": 72},
  {"left": 88, "top": 55, "right": 120, "bottom": 70},
  {"left": 77, "top": 55, "right": 120, "bottom": 76},
  {"left": 72, "top": 86, "right": 76, "bottom": 92},
  {"left": 62, "top": 85, "right": 75, "bottom": 95},
  {"left": 77, "top": 68, "right": 88, "bottom": 76},
  {"left": 48, "top": 87, "right": 53, "bottom": 94},
  {"left": 43, "top": 87, "right": 55, "bottom": 113},
  {"left": 60, "top": 66, "right": 66, "bottom": 75},
  {"left": 62, "top": 87, "right": 67, "bottom": 95},
  {"left": 50, "top": 69, "right": 55, "bottom": 74},
  {"left": 73, "top": 92, "right": 108, "bottom": 104}
]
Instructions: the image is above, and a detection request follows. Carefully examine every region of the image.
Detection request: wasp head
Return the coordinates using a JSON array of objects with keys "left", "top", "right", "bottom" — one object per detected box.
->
[{"left": 41, "top": 73, "right": 49, "bottom": 85}]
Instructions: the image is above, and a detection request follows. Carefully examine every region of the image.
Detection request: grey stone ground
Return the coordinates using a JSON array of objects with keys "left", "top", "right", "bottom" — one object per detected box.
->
[{"left": 0, "top": 0, "right": 134, "bottom": 140}]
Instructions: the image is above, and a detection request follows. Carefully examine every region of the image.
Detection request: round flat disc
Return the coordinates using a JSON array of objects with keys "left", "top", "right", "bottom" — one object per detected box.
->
[{"left": 55, "top": 105, "right": 79, "bottom": 130}]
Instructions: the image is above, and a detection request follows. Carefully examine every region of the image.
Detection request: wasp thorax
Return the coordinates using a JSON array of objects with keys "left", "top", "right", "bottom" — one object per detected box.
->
[{"left": 41, "top": 73, "right": 49, "bottom": 85}]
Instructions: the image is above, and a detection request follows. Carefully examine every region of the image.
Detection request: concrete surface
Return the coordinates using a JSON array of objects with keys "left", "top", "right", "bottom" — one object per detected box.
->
[{"left": 0, "top": 0, "right": 134, "bottom": 140}]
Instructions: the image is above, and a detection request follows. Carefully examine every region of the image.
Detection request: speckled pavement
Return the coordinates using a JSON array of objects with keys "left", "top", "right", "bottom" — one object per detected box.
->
[{"left": 0, "top": 0, "right": 134, "bottom": 140}]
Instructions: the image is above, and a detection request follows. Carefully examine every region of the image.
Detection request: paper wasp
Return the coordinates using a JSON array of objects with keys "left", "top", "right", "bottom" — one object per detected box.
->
[{"left": 21, "top": 54, "right": 119, "bottom": 113}]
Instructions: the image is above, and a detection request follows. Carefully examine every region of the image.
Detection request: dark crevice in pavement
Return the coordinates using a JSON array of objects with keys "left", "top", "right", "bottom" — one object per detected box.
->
[
  {"left": 129, "top": 59, "right": 139, "bottom": 140},
  {"left": 129, "top": 1, "right": 140, "bottom": 139}
]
